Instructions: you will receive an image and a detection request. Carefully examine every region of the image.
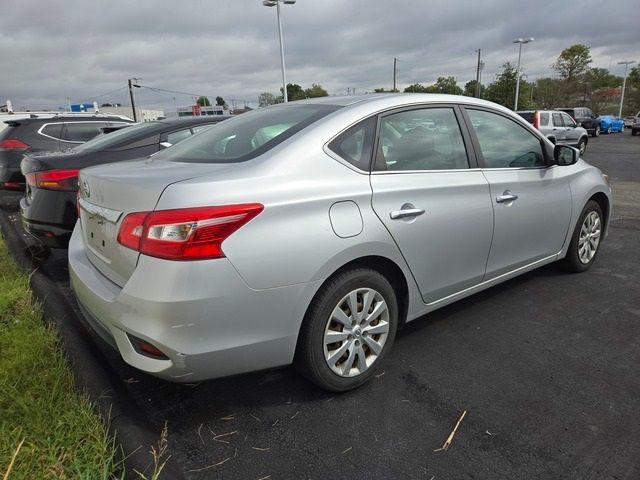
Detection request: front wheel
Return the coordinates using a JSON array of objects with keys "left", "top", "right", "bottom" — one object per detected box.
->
[
  {"left": 295, "top": 268, "right": 398, "bottom": 391},
  {"left": 561, "top": 200, "right": 603, "bottom": 272},
  {"left": 606, "top": 125, "right": 612, "bottom": 134}
]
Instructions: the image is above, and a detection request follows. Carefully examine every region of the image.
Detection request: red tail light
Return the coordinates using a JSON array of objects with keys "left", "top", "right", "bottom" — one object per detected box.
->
[
  {"left": 533, "top": 111, "right": 540, "bottom": 130},
  {"left": 117, "top": 204, "right": 264, "bottom": 260},
  {"left": 25, "top": 169, "right": 80, "bottom": 191},
  {"left": 0, "top": 139, "right": 29, "bottom": 150}
]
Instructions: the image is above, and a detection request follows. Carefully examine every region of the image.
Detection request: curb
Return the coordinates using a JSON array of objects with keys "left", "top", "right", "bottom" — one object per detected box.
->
[{"left": 0, "top": 208, "right": 186, "bottom": 480}]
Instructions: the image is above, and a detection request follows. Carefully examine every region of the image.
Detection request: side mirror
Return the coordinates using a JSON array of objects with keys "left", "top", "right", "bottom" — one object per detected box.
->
[{"left": 554, "top": 144, "right": 578, "bottom": 166}]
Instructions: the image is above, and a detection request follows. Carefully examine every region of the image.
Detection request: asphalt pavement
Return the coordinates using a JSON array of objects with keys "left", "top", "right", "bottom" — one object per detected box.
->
[{"left": 1, "top": 131, "right": 638, "bottom": 479}]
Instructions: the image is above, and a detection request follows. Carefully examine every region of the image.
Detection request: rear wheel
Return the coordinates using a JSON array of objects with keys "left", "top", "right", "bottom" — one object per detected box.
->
[
  {"left": 561, "top": 200, "right": 603, "bottom": 272},
  {"left": 295, "top": 268, "right": 398, "bottom": 391},
  {"left": 606, "top": 125, "right": 612, "bottom": 134},
  {"left": 633, "top": 129, "right": 638, "bottom": 136},
  {"left": 592, "top": 126, "right": 600, "bottom": 137},
  {"left": 577, "top": 138, "right": 587, "bottom": 155}
]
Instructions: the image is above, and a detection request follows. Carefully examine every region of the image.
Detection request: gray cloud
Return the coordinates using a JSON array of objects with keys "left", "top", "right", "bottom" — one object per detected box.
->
[{"left": 1, "top": 0, "right": 638, "bottom": 110}]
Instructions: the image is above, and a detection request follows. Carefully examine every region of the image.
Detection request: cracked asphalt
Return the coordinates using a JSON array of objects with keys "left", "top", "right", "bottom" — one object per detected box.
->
[{"left": 1, "top": 131, "right": 638, "bottom": 479}]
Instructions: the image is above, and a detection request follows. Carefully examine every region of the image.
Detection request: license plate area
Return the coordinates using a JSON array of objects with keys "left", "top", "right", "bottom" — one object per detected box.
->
[{"left": 79, "top": 199, "right": 123, "bottom": 264}]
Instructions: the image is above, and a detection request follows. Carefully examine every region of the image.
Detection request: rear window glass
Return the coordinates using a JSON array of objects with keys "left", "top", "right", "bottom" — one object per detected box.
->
[
  {"left": 74, "top": 122, "right": 161, "bottom": 152},
  {"left": 62, "top": 123, "right": 108, "bottom": 143},
  {"left": 40, "top": 123, "right": 64, "bottom": 139},
  {"left": 157, "top": 104, "right": 340, "bottom": 163},
  {"left": 328, "top": 116, "right": 376, "bottom": 170}
]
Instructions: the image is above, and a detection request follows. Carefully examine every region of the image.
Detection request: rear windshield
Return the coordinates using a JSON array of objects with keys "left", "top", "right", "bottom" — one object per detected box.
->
[
  {"left": 73, "top": 122, "right": 160, "bottom": 152},
  {"left": 157, "top": 104, "right": 341, "bottom": 163}
]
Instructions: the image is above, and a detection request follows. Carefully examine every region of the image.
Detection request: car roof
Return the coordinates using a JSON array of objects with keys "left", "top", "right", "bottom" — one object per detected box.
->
[{"left": 3, "top": 115, "right": 132, "bottom": 126}]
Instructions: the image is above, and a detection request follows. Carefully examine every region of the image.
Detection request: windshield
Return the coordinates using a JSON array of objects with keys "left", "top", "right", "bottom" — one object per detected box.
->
[
  {"left": 73, "top": 122, "right": 161, "bottom": 152},
  {"left": 156, "top": 104, "right": 340, "bottom": 163}
]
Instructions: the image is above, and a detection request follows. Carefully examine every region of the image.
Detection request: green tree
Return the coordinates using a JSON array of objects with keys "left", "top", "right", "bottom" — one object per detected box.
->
[
  {"left": 196, "top": 96, "right": 211, "bottom": 107},
  {"left": 424, "top": 76, "right": 463, "bottom": 95},
  {"left": 463, "top": 80, "right": 485, "bottom": 98},
  {"left": 258, "top": 92, "right": 277, "bottom": 106},
  {"left": 215, "top": 96, "right": 227, "bottom": 108},
  {"left": 585, "top": 67, "right": 621, "bottom": 90},
  {"left": 281, "top": 83, "right": 305, "bottom": 101},
  {"left": 304, "top": 84, "right": 329, "bottom": 98},
  {"left": 552, "top": 44, "right": 593, "bottom": 82},
  {"left": 403, "top": 83, "right": 429, "bottom": 93},
  {"left": 627, "top": 65, "right": 640, "bottom": 89},
  {"left": 485, "top": 62, "right": 531, "bottom": 108},
  {"left": 532, "top": 77, "right": 564, "bottom": 109}
]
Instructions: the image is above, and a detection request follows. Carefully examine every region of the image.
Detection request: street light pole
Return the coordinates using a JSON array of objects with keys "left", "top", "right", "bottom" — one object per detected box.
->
[
  {"left": 263, "top": 0, "right": 296, "bottom": 103},
  {"left": 513, "top": 37, "right": 533, "bottom": 111},
  {"left": 617, "top": 60, "right": 635, "bottom": 118},
  {"left": 127, "top": 78, "right": 138, "bottom": 122}
]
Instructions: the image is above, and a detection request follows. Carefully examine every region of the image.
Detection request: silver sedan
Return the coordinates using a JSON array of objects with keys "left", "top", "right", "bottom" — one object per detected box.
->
[{"left": 69, "top": 94, "right": 611, "bottom": 391}]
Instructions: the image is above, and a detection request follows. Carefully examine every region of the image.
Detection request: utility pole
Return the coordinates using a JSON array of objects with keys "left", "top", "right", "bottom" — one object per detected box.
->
[
  {"left": 128, "top": 78, "right": 138, "bottom": 122},
  {"left": 475, "top": 49, "right": 482, "bottom": 97},
  {"left": 393, "top": 57, "right": 398, "bottom": 92},
  {"left": 617, "top": 60, "right": 636, "bottom": 118}
]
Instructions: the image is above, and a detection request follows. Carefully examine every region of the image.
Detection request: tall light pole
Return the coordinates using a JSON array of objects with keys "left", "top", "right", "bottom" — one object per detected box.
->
[
  {"left": 263, "top": 0, "right": 296, "bottom": 103},
  {"left": 617, "top": 60, "right": 635, "bottom": 118},
  {"left": 513, "top": 37, "right": 534, "bottom": 110}
]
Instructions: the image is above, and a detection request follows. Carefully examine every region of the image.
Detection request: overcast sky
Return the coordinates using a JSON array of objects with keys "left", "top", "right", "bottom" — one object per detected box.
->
[{"left": 2, "top": 0, "right": 638, "bottom": 111}]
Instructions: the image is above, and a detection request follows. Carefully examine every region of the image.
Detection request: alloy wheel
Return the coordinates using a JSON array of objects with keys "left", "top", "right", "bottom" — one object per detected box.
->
[
  {"left": 323, "top": 288, "right": 390, "bottom": 377},
  {"left": 578, "top": 211, "right": 601, "bottom": 264}
]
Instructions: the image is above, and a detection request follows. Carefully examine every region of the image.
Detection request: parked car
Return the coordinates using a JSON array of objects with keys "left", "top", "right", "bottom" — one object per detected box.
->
[
  {"left": 557, "top": 107, "right": 600, "bottom": 137},
  {"left": 516, "top": 110, "right": 589, "bottom": 154},
  {"left": 0, "top": 114, "right": 133, "bottom": 190},
  {"left": 623, "top": 115, "right": 636, "bottom": 129},
  {"left": 632, "top": 113, "right": 640, "bottom": 136},
  {"left": 598, "top": 115, "right": 625, "bottom": 134},
  {"left": 20, "top": 116, "right": 230, "bottom": 249},
  {"left": 69, "top": 94, "right": 611, "bottom": 391}
]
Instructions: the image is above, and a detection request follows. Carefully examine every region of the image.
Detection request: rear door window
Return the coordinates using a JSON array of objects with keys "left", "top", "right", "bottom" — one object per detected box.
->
[
  {"left": 374, "top": 107, "right": 469, "bottom": 171},
  {"left": 552, "top": 113, "right": 564, "bottom": 127},
  {"left": 539, "top": 113, "right": 549, "bottom": 125}
]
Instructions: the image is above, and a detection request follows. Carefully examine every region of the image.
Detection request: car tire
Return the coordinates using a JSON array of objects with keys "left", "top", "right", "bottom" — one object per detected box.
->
[
  {"left": 593, "top": 125, "right": 600, "bottom": 137},
  {"left": 577, "top": 138, "right": 587, "bottom": 155},
  {"left": 561, "top": 200, "right": 603, "bottom": 273},
  {"left": 633, "top": 129, "right": 638, "bottom": 136},
  {"left": 606, "top": 125, "right": 612, "bottom": 134},
  {"left": 295, "top": 268, "right": 398, "bottom": 392}
]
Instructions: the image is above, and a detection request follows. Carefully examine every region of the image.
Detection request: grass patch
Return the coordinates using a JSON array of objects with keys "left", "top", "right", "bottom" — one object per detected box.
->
[{"left": 0, "top": 237, "right": 122, "bottom": 479}]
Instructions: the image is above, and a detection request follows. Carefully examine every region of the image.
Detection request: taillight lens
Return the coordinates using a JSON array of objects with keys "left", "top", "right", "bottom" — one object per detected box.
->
[
  {"left": 117, "top": 204, "right": 264, "bottom": 260},
  {"left": 533, "top": 111, "right": 540, "bottom": 130},
  {"left": 0, "top": 139, "right": 29, "bottom": 150},
  {"left": 25, "top": 169, "right": 80, "bottom": 191}
]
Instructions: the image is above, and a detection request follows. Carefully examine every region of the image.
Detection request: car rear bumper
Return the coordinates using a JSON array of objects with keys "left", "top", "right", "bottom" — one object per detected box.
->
[
  {"left": 68, "top": 223, "right": 320, "bottom": 382},
  {"left": 20, "top": 190, "right": 76, "bottom": 248}
]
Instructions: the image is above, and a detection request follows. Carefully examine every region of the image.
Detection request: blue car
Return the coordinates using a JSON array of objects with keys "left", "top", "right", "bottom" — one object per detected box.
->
[{"left": 599, "top": 115, "right": 625, "bottom": 134}]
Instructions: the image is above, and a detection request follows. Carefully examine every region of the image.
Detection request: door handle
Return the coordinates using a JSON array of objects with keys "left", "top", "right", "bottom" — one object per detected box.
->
[
  {"left": 390, "top": 208, "right": 426, "bottom": 220},
  {"left": 496, "top": 190, "right": 518, "bottom": 204}
]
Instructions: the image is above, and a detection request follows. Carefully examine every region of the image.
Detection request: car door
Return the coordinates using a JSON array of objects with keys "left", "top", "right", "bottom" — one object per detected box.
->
[
  {"left": 463, "top": 108, "right": 573, "bottom": 279},
  {"left": 551, "top": 112, "right": 568, "bottom": 144},
  {"left": 369, "top": 105, "right": 494, "bottom": 304},
  {"left": 561, "top": 112, "right": 581, "bottom": 144}
]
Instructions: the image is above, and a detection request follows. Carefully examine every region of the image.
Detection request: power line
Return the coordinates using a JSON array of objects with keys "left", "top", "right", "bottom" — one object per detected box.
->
[{"left": 78, "top": 86, "right": 128, "bottom": 104}]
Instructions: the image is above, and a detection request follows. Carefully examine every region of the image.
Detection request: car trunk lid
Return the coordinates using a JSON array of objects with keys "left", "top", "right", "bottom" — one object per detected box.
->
[{"left": 78, "top": 158, "right": 232, "bottom": 287}]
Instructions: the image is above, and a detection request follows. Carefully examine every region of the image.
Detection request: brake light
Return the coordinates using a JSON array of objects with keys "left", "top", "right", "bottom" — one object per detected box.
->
[
  {"left": 25, "top": 169, "right": 80, "bottom": 191},
  {"left": 533, "top": 111, "right": 540, "bottom": 130},
  {"left": 0, "top": 139, "right": 29, "bottom": 150},
  {"left": 117, "top": 204, "right": 264, "bottom": 260}
]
